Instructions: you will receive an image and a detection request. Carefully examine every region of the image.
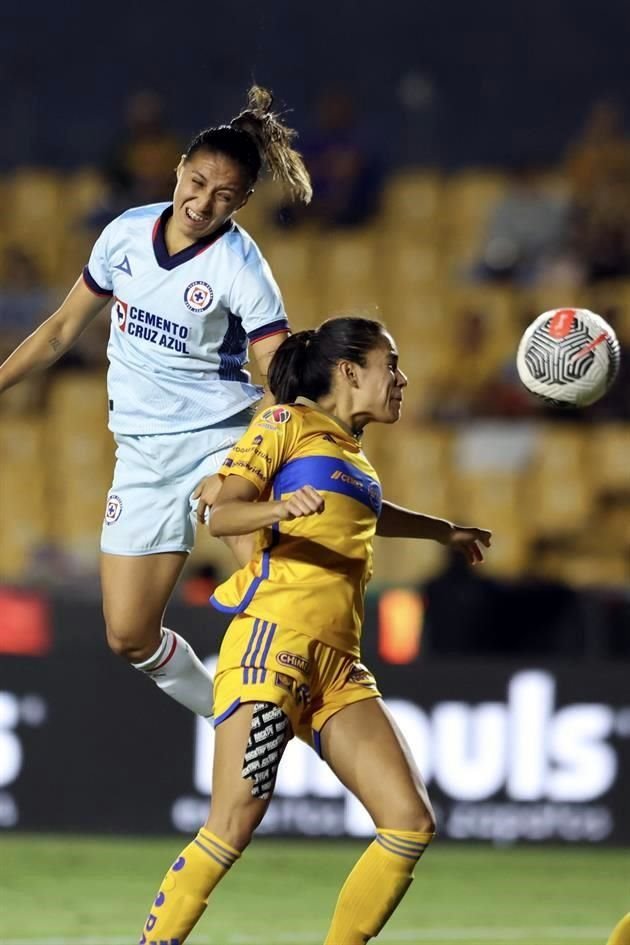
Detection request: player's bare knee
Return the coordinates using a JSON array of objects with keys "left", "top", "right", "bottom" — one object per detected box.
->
[
  {"left": 104, "top": 617, "right": 161, "bottom": 663},
  {"left": 387, "top": 795, "right": 437, "bottom": 834}
]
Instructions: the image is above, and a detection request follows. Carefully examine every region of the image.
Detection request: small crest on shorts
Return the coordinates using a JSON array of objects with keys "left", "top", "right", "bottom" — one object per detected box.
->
[
  {"left": 262, "top": 406, "right": 291, "bottom": 424},
  {"left": 252, "top": 434, "right": 264, "bottom": 446},
  {"left": 105, "top": 494, "right": 123, "bottom": 524},
  {"left": 184, "top": 281, "right": 213, "bottom": 312}
]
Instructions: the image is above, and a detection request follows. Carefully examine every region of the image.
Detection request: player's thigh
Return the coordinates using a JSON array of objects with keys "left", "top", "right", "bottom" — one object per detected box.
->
[
  {"left": 101, "top": 551, "right": 187, "bottom": 643},
  {"left": 205, "top": 702, "right": 287, "bottom": 850},
  {"left": 321, "top": 697, "right": 435, "bottom": 832}
]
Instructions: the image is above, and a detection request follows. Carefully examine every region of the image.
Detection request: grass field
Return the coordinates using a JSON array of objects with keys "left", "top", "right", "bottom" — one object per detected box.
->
[{"left": 1, "top": 834, "right": 629, "bottom": 944}]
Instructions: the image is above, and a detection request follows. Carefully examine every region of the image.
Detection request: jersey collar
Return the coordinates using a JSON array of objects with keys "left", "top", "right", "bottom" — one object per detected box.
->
[
  {"left": 152, "top": 205, "right": 233, "bottom": 271},
  {"left": 294, "top": 396, "right": 361, "bottom": 440}
]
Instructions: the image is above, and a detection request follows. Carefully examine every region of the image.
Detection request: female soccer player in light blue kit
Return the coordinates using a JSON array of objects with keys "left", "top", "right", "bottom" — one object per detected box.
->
[{"left": 0, "top": 86, "right": 312, "bottom": 720}]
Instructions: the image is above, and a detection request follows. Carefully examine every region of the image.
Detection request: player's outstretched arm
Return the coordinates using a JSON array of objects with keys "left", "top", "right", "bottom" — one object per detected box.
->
[
  {"left": 377, "top": 500, "right": 492, "bottom": 565},
  {"left": 0, "top": 276, "right": 107, "bottom": 394},
  {"left": 210, "top": 475, "right": 324, "bottom": 537}
]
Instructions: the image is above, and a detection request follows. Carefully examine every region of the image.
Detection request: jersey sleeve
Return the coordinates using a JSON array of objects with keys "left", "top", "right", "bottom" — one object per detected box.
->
[
  {"left": 82, "top": 221, "right": 115, "bottom": 297},
  {"left": 219, "top": 405, "right": 300, "bottom": 494},
  {"left": 229, "top": 254, "right": 289, "bottom": 344}
]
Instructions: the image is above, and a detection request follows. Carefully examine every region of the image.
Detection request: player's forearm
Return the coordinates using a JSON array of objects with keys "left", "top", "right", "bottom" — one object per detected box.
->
[
  {"left": 376, "top": 500, "right": 453, "bottom": 542},
  {"left": 209, "top": 498, "right": 285, "bottom": 536},
  {"left": 0, "top": 313, "right": 76, "bottom": 393}
]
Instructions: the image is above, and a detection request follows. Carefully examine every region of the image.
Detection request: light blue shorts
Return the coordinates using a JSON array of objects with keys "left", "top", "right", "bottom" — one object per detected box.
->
[{"left": 101, "top": 409, "right": 254, "bottom": 556}]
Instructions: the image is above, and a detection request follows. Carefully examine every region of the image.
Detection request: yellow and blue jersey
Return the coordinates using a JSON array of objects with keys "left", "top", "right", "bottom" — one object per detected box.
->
[{"left": 210, "top": 397, "right": 382, "bottom": 657}]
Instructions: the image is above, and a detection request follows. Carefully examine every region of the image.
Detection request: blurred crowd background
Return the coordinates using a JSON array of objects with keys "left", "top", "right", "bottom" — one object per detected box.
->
[{"left": 1, "top": 0, "right": 629, "bottom": 657}]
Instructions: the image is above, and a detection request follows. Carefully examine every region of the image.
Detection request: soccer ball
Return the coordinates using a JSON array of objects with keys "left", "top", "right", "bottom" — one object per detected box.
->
[{"left": 516, "top": 308, "right": 621, "bottom": 407}]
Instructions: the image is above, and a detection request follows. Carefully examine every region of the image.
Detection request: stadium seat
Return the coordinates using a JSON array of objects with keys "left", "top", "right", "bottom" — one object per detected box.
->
[
  {"left": 62, "top": 168, "right": 109, "bottom": 222},
  {"left": 0, "top": 420, "right": 49, "bottom": 578},
  {"left": 46, "top": 423, "right": 114, "bottom": 556},
  {"left": 380, "top": 170, "right": 443, "bottom": 233},
  {"left": 381, "top": 240, "right": 444, "bottom": 298},
  {"left": 443, "top": 171, "right": 508, "bottom": 226},
  {"left": 554, "top": 553, "right": 629, "bottom": 589},
  {"left": 47, "top": 373, "right": 109, "bottom": 423},
  {"left": 6, "top": 170, "right": 64, "bottom": 242},
  {"left": 280, "top": 286, "right": 323, "bottom": 332},
  {"left": 318, "top": 232, "right": 384, "bottom": 311},
  {"left": 373, "top": 534, "right": 446, "bottom": 584},
  {"left": 587, "top": 424, "right": 630, "bottom": 491},
  {"left": 262, "top": 233, "right": 320, "bottom": 294}
]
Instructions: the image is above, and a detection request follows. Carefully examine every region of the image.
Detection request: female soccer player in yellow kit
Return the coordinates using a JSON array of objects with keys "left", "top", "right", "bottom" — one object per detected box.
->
[{"left": 138, "top": 316, "right": 492, "bottom": 945}]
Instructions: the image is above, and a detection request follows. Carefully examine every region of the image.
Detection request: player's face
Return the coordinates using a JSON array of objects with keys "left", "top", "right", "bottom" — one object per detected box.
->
[
  {"left": 172, "top": 150, "right": 252, "bottom": 241},
  {"left": 354, "top": 333, "right": 407, "bottom": 424}
]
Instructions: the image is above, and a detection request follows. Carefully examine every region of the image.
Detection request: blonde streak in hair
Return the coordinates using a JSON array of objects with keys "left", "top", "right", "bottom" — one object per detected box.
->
[{"left": 240, "top": 85, "right": 313, "bottom": 205}]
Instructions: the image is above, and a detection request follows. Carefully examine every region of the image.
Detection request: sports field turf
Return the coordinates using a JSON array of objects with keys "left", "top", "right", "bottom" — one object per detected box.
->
[{"left": 1, "top": 834, "right": 628, "bottom": 944}]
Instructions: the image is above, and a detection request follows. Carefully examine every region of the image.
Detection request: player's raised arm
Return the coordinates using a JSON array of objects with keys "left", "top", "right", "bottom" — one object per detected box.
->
[
  {"left": 209, "top": 474, "right": 324, "bottom": 536},
  {"left": 0, "top": 275, "right": 107, "bottom": 394},
  {"left": 377, "top": 500, "right": 492, "bottom": 565}
]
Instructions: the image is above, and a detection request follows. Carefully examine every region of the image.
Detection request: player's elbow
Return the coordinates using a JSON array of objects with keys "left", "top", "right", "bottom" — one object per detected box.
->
[
  {"left": 208, "top": 507, "right": 229, "bottom": 537},
  {"left": 208, "top": 506, "right": 226, "bottom": 538}
]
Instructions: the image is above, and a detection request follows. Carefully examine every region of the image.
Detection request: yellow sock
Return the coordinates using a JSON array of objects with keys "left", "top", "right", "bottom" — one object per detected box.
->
[
  {"left": 607, "top": 913, "right": 630, "bottom": 945},
  {"left": 323, "top": 828, "right": 435, "bottom": 945},
  {"left": 138, "top": 829, "right": 240, "bottom": 944}
]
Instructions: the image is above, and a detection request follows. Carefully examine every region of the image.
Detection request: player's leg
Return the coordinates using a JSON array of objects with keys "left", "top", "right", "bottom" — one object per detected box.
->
[
  {"left": 607, "top": 914, "right": 630, "bottom": 944},
  {"left": 101, "top": 551, "right": 214, "bottom": 718},
  {"left": 139, "top": 701, "right": 290, "bottom": 943},
  {"left": 320, "top": 697, "right": 436, "bottom": 945}
]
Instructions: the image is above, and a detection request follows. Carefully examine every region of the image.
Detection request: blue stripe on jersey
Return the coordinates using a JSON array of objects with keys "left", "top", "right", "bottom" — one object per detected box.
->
[
  {"left": 313, "top": 728, "right": 323, "bottom": 758},
  {"left": 248, "top": 318, "right": 290, "bottom": 343},
  {"left": 210, "top": 547, "right": 272, "bottom": 614},
  {"left": 83, "top": 265, "right": 112, "bottom": 297},
  {"left": 218, "top": 312, "right": 249, "bottom": 382},
  {"left": 213, "top": 698, "right": 241, "bottom": 727},
  {"left": 274, "top": 455, "right": 382, "bottom": 515}
]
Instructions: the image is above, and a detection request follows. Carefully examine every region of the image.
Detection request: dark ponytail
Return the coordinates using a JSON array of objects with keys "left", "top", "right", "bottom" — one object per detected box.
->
[
  {"left": 268, "top": 317, "right": 386, "bottom": 404},
  {"left": 185, "top": 85, "right": 312, "bottom": 203}
]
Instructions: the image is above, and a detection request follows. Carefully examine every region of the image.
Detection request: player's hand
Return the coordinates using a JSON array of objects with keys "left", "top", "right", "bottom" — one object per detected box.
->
[
  {"left": 277, "top": 485, "right": 325, "bottom": 521},
  {"left": 193, "top": 474, "right": 222, "bottom": 525},
  {"left": 443, "top": 525, "right": 492, "bottom": 565}
]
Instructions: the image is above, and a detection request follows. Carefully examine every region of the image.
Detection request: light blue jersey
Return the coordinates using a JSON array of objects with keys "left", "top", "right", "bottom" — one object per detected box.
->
[{"left": 84, "top": 202, "right": 289, "bottom": 435}]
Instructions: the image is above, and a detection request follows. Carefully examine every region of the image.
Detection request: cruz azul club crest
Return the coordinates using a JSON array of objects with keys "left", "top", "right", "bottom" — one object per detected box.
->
[{"left": 184, "top": 281, "right": 213, "bottom": 313}]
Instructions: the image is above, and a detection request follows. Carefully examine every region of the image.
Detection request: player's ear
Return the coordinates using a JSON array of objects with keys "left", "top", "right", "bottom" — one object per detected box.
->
[
  {"left": 338, "top": 360, "right": 359, "bottom": 387},
  {"left": 236, "top": 189, "right": 255, "bottom": 212},
  {"left": 175, "top": 155, "right": 187, "bottom": 179}
]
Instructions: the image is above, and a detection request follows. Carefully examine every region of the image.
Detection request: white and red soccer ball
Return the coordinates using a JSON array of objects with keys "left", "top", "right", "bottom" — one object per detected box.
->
[{"left": 516, "top": 308, "right": 620, "bottom": 407}]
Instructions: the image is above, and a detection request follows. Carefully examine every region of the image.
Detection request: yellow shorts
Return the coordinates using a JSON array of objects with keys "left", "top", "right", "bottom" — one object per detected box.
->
[{"left": 213, "top": 613, "right": 381, "bottom": 755}]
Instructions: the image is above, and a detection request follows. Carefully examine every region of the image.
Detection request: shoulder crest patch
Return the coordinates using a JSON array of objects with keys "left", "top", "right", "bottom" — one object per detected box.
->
[{"left": 262, "top": 406, "right": 292, "bottom": 424}]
